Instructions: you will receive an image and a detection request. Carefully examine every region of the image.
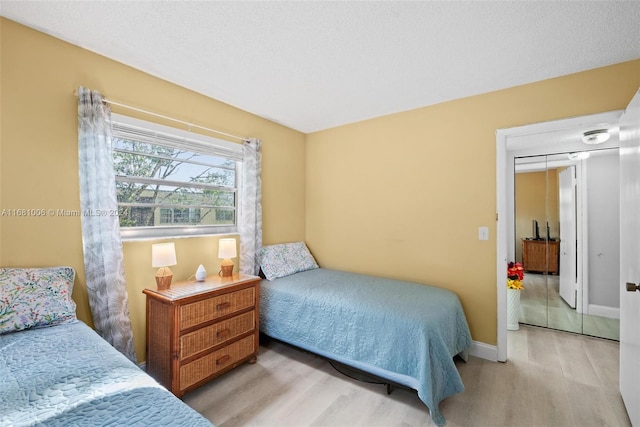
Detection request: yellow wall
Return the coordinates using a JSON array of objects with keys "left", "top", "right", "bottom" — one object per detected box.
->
[
  {"left": 306, "top": 59, "right": 640, "bottom": 345},
  {"left": 514, "top": 170, "right": 559, "bottom": 262},
  {"left": 0, "top": 18, "right": 306, "bottom": 362},
  {"left": 2, "top": 17, "right": 640, "bottom": 353}
]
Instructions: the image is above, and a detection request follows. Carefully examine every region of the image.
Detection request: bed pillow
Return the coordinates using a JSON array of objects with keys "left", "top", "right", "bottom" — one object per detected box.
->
[
  {"left": 0, "top": 267, "right": 77, "bottom": 334},
  {"left": 259, "top": 242, "right": 319, "bottom": 280}
]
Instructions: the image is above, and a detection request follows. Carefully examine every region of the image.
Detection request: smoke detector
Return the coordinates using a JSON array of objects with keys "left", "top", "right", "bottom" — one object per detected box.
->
[{"left": 582, "top": 129, "right": 610, "bottom": 145}]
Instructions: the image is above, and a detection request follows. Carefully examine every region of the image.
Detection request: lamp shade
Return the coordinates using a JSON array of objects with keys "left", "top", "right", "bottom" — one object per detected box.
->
[
  {"left": 218, "top": 238, "right": 237, "bottom": 259},
  {"left": 152, "top": 243, "right": 177, "bottom": 267}
]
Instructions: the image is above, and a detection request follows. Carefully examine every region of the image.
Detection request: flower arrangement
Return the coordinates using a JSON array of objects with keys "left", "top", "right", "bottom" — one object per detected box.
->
[{"left": 507, "top": 262, "right": 525, "bottom": 290}]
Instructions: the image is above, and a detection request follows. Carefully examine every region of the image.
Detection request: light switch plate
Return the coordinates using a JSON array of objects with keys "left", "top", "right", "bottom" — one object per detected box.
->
[{"left": 478, "top": 226, "right": 489, "bottom": 240}]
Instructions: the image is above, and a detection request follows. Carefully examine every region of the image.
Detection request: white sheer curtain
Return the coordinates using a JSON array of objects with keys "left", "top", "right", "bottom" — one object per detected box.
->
[
  {"left": 77, "top": 86, "right": 136, "bottom": 362},
  {"left": 239, "top": 138, "right": 262, "bottom": 275}
]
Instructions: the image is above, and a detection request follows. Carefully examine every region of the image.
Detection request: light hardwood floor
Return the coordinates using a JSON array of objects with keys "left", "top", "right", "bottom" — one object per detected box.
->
[{"left": 183, "top": 327, "right": 630, "bottom": 426}]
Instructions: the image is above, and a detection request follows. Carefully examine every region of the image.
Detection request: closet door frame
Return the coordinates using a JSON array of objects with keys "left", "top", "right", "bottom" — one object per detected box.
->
[{"left": 496, "top": 110, "right": 621, "bottom": 362}]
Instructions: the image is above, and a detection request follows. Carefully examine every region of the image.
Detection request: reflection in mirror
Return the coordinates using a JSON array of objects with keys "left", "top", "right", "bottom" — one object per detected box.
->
[
  {"left": 514, "top": 155, "right": 549, "bottom": 329},
  {"left": 514, "top": 149, "right": 619, "bottom": 341}
]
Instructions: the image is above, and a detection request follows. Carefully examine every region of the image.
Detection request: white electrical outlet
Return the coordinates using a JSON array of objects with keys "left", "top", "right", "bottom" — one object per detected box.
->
[{"left": 478, "top": 227, "right": 489, "bottom": 241}]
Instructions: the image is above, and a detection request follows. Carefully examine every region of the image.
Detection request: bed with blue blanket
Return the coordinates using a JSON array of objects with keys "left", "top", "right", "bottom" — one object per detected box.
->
[
  {"left": 0, "top": 267, "right": 212, "bottom": 427},
  {"left": 258, "top": 243, "right": 472, "bottom": 427}
]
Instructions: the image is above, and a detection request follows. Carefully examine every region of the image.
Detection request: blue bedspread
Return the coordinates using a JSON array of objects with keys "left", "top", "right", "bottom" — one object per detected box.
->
[
  {"left": 0, "top": 321, "right": 212, "bottom": 427},
  {"left": 260, "top": 268, "right": 472, "bottom": 426}
]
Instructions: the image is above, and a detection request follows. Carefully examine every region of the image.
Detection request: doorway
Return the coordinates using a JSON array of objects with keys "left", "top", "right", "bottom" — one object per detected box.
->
[
  {"left": 514, "top": 149, "right": 620, "bottom": 340},
  {"left": 496, "top": 109, "right": 623, "bottom": 362}
]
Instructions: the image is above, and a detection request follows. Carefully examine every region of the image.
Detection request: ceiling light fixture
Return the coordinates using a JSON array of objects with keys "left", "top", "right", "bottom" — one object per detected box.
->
[{"left": 581, "top": 129, "right": 610, "bottom": 145}]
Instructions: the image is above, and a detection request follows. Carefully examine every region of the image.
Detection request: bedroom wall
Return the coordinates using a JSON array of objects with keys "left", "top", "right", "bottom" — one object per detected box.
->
[
  {"left": 3, "top": 17, "right": 640, "bottom": 355},
  {"left": 305, "top": 59, "right": 640, "bottom": 345},
  {"left": 0, "top": 18, "right": 306, "bottom": 362}
]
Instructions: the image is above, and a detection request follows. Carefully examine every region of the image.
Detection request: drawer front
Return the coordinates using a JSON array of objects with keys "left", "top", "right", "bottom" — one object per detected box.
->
[
  {"left": 180, "top": 310, "right": 255, "bottom": 360},
  {"left": 180, "top": 287, "right": 255, "bottom": 330},
  {"left": 179, "top": 334, "right": 255, "bottom": 391}
]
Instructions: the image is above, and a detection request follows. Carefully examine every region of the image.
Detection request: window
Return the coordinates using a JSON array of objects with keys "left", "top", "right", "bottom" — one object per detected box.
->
[{"left": 110, "top": 114, "right": 242, "bottom": 239}]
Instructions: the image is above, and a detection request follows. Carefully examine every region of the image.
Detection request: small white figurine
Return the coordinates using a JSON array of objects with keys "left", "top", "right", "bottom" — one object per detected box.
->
[{"left": 195, "top": 264, "right": 207, "bottom": 281}]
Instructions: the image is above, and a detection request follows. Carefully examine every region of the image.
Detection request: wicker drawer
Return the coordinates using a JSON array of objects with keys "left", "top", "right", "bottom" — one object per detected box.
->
[
  {"left": 179, "top": 334, "right": 255, "bottom": 391},
  {"left": 180, "top": 287, "right": 255, "bottom": 330},
  {"left": 179, "top": 311, "right": 255, "bottom": 360}
]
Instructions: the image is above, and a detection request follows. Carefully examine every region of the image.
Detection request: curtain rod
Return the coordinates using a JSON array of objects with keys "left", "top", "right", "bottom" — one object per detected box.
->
[{"left": 74, "top": 90, "right": 247, "bottom": 142}]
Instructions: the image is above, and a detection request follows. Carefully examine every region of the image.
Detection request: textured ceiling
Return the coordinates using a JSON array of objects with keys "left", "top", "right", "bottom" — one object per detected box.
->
[{"left": 2, "top": 1, "right": 639, "bottom": 133}]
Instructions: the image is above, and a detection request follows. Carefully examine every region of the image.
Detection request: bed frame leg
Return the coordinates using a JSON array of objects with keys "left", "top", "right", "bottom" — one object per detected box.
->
[{"left": 386, "top": 383, "right": 393, "bottom": 395}]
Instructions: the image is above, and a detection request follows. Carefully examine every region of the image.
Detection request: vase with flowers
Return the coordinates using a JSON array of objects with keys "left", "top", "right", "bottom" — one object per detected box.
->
[{"left": 507, "top": 262, "right": 525, "bottom": 330}]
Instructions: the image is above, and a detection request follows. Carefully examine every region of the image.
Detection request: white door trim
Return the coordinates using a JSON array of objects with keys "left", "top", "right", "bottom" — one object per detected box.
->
[
  {"left": 577, "top": 160, "right": 588, "bottom": 315},
  {"left": 496, "top": 110, "right": 622, "bottom": 362}
]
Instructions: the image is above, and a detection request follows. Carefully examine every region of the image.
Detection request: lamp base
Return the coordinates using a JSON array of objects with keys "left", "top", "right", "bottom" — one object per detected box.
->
[
  {"left": 155, "top": 267, "right": 173, "bottom": 290},
  {"left": 220, "top": 264, "right": 234, "bottom": 277},
  {"left": 220, "top": 259, "right": 234, "bottom": 278}
]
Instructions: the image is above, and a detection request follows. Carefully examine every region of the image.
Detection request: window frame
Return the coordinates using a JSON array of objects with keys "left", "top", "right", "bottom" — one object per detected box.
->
[{"left": 109, "top": 113, "right": 243, "bottom": 240}]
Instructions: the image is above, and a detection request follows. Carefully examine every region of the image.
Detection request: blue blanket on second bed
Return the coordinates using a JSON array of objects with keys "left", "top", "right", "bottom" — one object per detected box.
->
[
  {"left": 0, "top": 321, "right": 212, "bottom": 427},
  {"left": 260, "top": 268, "right": 472, "bottom": 426}
]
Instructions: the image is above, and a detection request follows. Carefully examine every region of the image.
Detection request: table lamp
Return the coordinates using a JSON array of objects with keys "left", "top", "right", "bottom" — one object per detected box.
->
[
  {"left": 218, "top": 238, "right": 237, "bottom": 277},
  {"left": 152, "top": 242, "right": 177, "bottom": 290}
]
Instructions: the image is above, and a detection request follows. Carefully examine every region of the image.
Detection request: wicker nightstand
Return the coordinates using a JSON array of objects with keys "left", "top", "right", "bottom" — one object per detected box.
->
[{"left": 143, "top": 274, "right": 260, "bottom": 396}]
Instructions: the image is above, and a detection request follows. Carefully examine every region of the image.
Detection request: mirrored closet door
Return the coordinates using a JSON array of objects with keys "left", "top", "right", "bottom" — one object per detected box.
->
[{"left": 514, "top": 149, "right": 620, "bottom": 340}]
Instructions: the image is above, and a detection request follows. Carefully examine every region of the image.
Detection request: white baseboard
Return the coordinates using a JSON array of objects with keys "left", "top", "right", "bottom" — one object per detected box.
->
[
  {"left": 469, "top": 340, "right": 498, "bottom": 362},
  {"left": 588, "top": 304, "right": 620, "bottom": 319}
]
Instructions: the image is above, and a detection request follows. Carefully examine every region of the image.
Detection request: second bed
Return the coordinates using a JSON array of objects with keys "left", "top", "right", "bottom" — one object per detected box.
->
[{"left": 259, "top": 265, "right": 472, "bottom": 426}]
